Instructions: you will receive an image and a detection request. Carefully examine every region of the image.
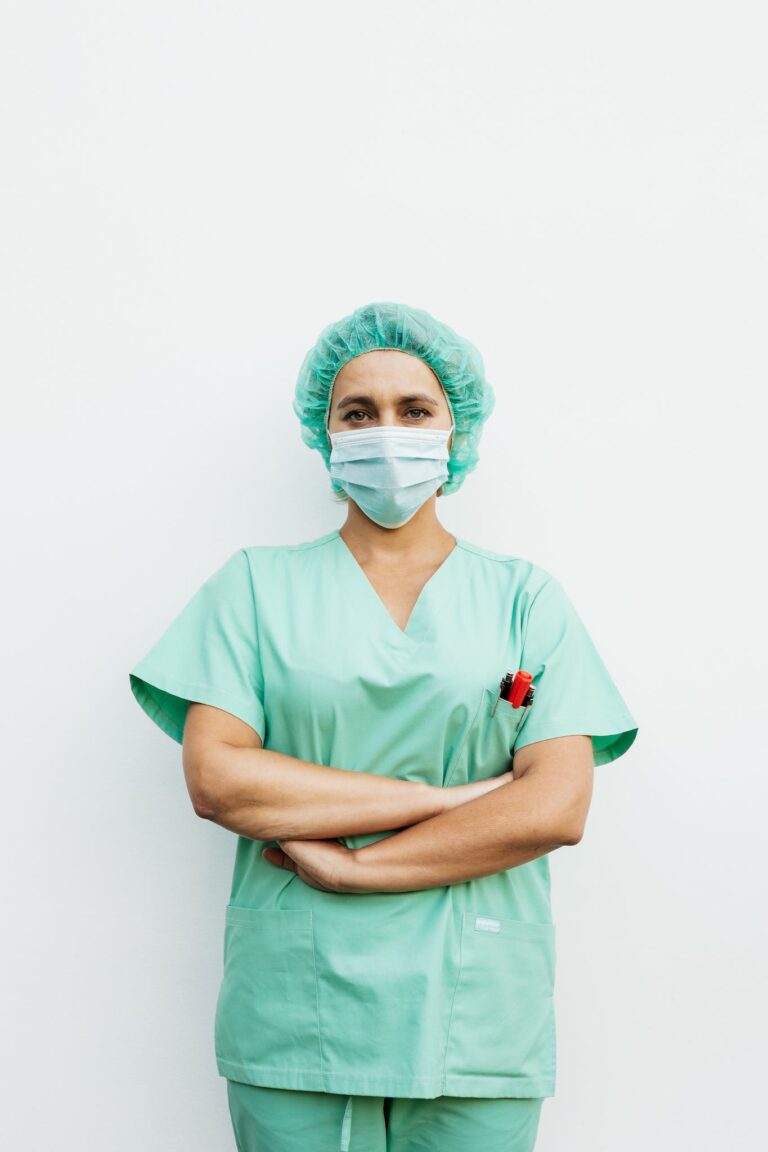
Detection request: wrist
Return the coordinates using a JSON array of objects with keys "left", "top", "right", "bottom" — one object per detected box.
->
[
  {"left": 428, "top": 782, "right": 450, "bottom": 815},
  {"left": 345, "top": 842, "right": 385, "bottom": 893}
]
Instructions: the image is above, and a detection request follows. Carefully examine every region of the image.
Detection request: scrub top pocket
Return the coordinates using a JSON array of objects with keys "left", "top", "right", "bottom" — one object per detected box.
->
[
  {"left": 443, "top": 911, "right": 556, "bottom": 1092},
  {"left": 444, "top": 686, "right": 532, "bottom": 787},
  {"left": 483, "top": 687, "right": 532, "bottom": 734},
  {"left": 214, "top": 907, "right": 322, "bottom": 1079}
]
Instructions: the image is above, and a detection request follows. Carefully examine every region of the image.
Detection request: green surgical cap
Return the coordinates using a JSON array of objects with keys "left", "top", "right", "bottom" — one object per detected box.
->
[{"left": 293, "top": 301, "right": 495, "bottom": 497}]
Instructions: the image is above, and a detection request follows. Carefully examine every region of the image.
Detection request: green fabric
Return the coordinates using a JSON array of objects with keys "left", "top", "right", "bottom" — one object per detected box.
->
[
  {"left": 129, "top": 530, "right": 638, "bottom": 1099},
  {"left": 226, "top": 1080, "right": 544, "bottom": 1152}
]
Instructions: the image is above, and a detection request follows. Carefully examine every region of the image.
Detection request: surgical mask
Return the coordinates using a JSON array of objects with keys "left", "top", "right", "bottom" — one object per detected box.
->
[{"left": 327, "top": 424, "right": 454, "bottom": 529}]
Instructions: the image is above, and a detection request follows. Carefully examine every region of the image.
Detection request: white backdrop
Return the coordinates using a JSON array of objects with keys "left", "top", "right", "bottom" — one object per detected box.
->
[{"left": 1, "top": 2, "right": 765, "bottom": 1149}]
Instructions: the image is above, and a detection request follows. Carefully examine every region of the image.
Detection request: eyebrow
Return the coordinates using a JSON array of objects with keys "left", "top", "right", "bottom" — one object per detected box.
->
[{"left": 336, "top": 393, "right": 439, "bottom": 411}]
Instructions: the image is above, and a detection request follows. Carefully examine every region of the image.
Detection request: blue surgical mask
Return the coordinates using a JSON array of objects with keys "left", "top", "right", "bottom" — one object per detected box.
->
[{"left": 328, "top": 424, "right": 454, "bottom": 529}]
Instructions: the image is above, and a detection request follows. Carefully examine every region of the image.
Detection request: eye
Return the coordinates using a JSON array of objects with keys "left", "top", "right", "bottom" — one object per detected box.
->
[{"left": 340, "top": 407, "right": 433, "bottom": 424}]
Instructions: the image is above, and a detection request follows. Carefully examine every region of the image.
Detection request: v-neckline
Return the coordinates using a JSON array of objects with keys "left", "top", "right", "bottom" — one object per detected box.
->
[{"left": 334, "top": 528, "right": 461, "bottom": 642}]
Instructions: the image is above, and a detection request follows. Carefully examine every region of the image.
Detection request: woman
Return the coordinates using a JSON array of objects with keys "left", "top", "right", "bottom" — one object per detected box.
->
[{"left": 129, "top": 301, "right": 638, "bottom": 1152}]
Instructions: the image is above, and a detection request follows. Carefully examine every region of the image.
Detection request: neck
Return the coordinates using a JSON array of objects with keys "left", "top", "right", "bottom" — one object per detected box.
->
[{"left": 339, "top": 499, "right": 456, "bottom": 563}]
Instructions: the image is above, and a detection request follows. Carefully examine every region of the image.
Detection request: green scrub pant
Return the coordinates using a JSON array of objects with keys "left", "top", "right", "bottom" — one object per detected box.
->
[{"left": 226, "top": 1081, "right": 545, "bottom": 1152}]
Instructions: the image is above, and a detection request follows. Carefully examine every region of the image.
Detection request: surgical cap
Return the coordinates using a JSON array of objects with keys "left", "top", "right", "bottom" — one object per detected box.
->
[{"left": 293, "top": 301, "right": 495, "bottom": 497}]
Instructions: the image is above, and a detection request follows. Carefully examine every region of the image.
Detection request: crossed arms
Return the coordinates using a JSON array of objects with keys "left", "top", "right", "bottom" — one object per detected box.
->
[{"left": 181, "top": 702, "right": 594, "bottom": 894}]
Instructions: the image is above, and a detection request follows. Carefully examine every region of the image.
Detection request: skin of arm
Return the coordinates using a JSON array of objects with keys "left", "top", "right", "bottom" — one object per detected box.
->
[
  {"left": 181, "top": 703, "right": 514, "bottom": 841},
  {"left": 266, "top": 734, "right": 595, "bottom": 893}
]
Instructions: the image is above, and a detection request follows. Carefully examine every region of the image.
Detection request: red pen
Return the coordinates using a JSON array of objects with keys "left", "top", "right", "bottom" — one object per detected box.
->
[{"left": 491, "top": 669, "right": 535, "bottom": 716}]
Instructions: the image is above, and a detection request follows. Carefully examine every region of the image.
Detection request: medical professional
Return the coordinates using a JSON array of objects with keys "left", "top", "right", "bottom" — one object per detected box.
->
[{"left": 129, "top": 301, "right": 638, "bottom": 1152}]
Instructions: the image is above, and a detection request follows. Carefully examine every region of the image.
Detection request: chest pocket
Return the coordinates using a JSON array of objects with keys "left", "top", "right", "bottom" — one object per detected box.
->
[{"left": 444, "top": 686, "right": 532, "bottom": 787}]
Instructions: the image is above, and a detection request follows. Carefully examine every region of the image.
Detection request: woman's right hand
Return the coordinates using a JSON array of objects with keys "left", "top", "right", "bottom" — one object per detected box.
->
[{"left": 438, "top": 768, "right": 515, "bottom": 812}]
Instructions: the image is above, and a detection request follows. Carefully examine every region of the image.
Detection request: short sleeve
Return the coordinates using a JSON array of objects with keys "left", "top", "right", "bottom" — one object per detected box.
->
[
  {"left": 128, "top": 549, "right": 266, "bottom": 745},
  {"left": 513, "top": 575, "right": 638, "bottom": 766}
]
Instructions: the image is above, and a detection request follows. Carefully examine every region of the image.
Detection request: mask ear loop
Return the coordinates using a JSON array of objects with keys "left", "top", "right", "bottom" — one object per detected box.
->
[
  {"left": 427, "top": 365, "right": 455, "bottom": 438},
  {"left": 429, "top": 371, "right": 455, "bottom": 497},
  {"left": 325, "top": 366, "right": 343, "bottom": 444},
  {"left": 432, "top": 376, "right": 455, "bottom": 448}
]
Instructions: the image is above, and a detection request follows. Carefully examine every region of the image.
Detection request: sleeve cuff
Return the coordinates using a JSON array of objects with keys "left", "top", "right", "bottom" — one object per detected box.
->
[
  {"left": 514, "top": 712, "right": 638, "bottom": 766},
  {"left": 129, "top": 669, "right": 267, "bottom": 746}
]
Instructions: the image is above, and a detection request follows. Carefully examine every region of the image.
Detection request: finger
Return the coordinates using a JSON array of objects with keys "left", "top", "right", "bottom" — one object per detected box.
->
[{"left": 261, "top": 846, "right": 295, "bottom": 871}]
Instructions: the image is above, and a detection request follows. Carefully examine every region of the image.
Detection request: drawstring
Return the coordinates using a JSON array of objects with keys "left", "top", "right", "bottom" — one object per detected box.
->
[{"left": 340, "top": 1094, "right": 353, "bottom": 1151}]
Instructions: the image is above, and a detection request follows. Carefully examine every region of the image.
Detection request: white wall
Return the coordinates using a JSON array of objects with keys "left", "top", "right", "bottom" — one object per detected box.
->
[{"left": 1, "top": 2, "right": 765, "bottom": 1149}]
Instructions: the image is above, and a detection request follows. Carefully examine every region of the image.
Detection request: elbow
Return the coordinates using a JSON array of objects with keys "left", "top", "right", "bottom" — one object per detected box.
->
[
  {"left": 183, "top": 736, "right": 237, "bottom": 823},
  {"left": 190, "top": 778, "right": 236, "bottom": 825},
  {"left": 188, "top": 769, "right": 223, "bottom": 821},
  {"left": 546, "top": 802, "right": 586, "bottom": 846},
  {"left": 191, "top": 790, "right": 219, "bottom": 821},
  {"left": 190, "top": 778, "right": 272, "bottom": 840},
  {"left": 556, "top": 792, "right": 591, "bottom": 846},
  {"left": 527, "top": 815, "right": 583, "bottom": 849},
  {"left": 184, "top": 760, "right": 230, "bottom": 824},
  {"left": 558, "top": 814, "right": 586, "bottom": 846},
  {"left": 182, "top": 737, "right": 272, "bottom": 836}
]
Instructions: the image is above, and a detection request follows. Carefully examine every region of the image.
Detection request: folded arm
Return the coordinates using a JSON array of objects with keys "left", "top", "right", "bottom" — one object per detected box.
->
[
  {"left": 181, "top": 703, "right": 513, "bottom": 840},
  {"left": 268, "top": 734, "right": 595, "bottom": 892},
  {"left": 347, "top": 734, "right": 594, "bottom": 891}
]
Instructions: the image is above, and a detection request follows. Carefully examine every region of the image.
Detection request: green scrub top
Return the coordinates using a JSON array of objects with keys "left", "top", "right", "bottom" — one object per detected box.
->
[{"left": 129, "top": 528, "right": 638, "bottom": 1099}]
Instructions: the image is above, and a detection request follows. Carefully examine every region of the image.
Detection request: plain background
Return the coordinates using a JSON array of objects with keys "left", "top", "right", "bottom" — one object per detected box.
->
[{"left": 1, "top": 2, "right": 765, "bottom": 1149}]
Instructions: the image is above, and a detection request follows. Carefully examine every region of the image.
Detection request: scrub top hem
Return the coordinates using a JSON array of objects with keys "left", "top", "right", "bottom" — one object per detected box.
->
[{"left": 216, "top": 1059, "right": 555, "bottom": 1100}]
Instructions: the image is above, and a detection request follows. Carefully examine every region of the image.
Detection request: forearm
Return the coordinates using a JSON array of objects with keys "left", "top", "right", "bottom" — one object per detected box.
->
[
  {"left": 202, "top": 743, "right": 444, "bottom": 841},
  {"left": 351, "top": 774, "right": 573, "bottom": 892}
]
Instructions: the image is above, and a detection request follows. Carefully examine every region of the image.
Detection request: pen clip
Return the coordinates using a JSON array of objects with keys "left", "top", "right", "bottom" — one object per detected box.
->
[
  {"left": 493, "top": 670, "right": 535, "bottom": 716},
  {"left": 492, "top": 672, "right": 512, "bottom": 716}
]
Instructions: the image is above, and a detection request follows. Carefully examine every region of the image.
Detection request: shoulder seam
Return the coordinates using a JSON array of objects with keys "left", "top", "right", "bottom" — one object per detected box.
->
[
  {"left": 455, "top": 539, "right": 523, "bottom": 564},
  {"left": 239, "top": 548, "right": 266, "bottom": 692},
  {"left": 519, "top": 574, "right": 557, "bottom": 662},
  {"left": 242, "top": 532, "right": 339, "bottom": 555}
]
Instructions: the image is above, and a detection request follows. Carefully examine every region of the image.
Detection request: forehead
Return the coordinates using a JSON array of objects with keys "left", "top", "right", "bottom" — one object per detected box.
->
[{"left": 333, "top": 349, "right": 441, "bottom": 392}]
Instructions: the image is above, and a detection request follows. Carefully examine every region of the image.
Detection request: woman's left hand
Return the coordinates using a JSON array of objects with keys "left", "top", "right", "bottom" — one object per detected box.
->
[{"left": 261, "top": 837, "right": 364, "bottom": 893}]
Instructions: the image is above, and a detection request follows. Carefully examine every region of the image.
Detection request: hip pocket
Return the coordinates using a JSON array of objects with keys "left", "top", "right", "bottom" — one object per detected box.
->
[
  {"left": 444, "top": 911, "right": 556, "bottom": 1085},
  {"left": 214, "top": 906, "right": 322, "bottom": 1075}
]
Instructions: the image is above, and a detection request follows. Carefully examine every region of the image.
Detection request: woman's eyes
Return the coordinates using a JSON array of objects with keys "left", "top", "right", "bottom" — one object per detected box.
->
[{"left": 342, "top": 408, "right": 431, "bottom": 423}]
